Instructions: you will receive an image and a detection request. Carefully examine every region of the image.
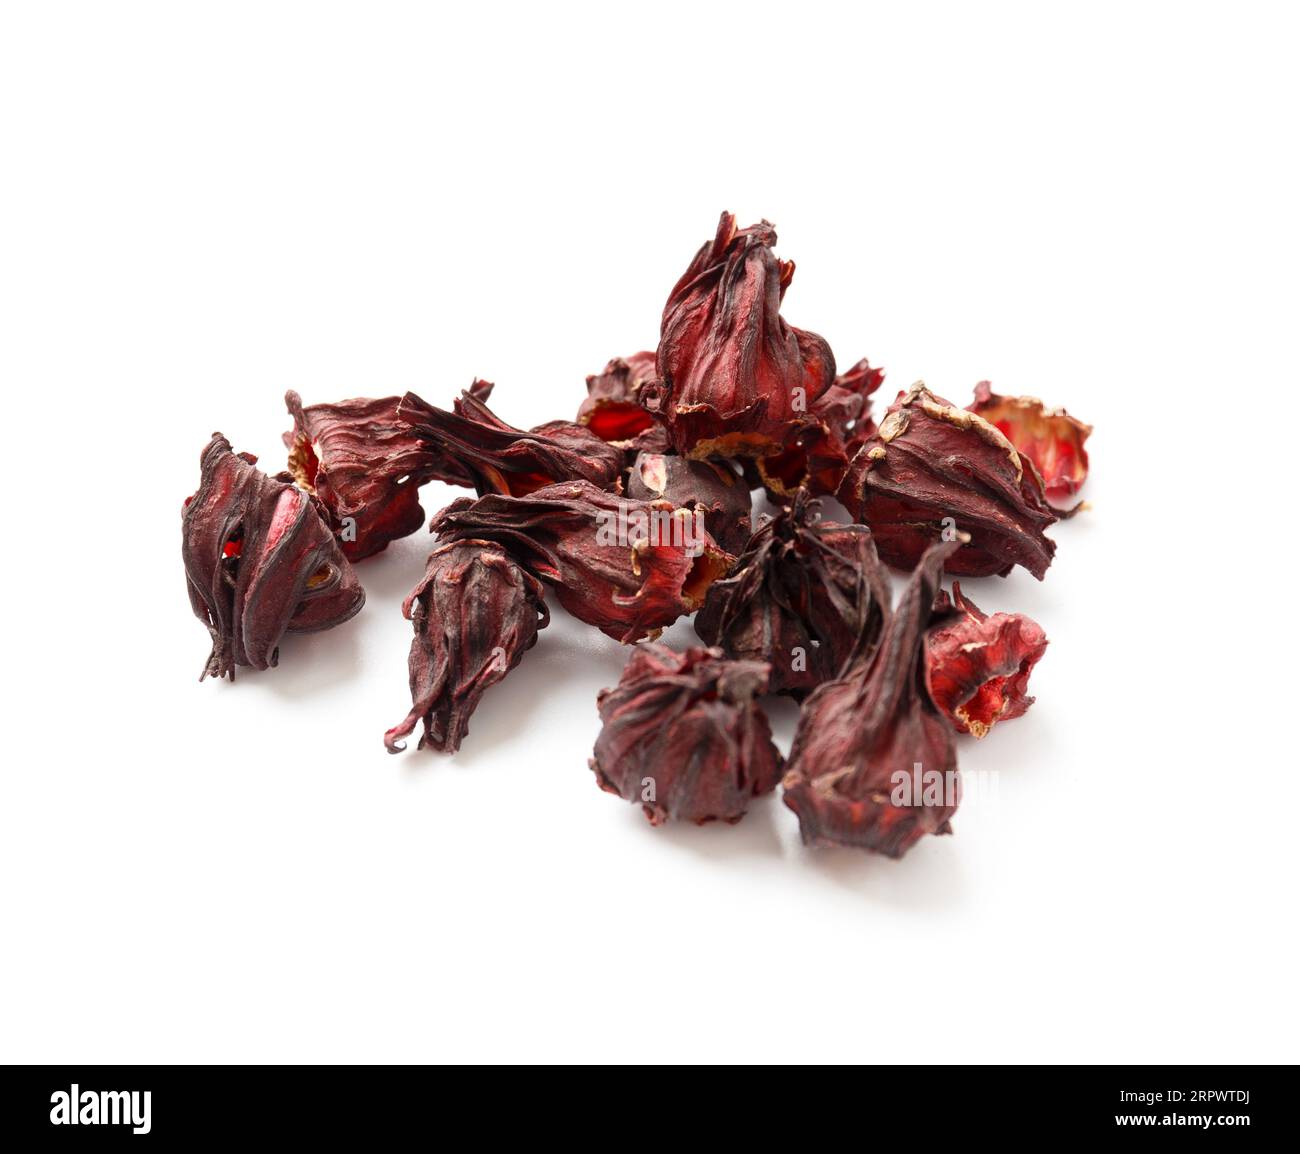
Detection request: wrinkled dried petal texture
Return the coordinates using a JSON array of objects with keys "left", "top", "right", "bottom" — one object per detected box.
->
[
  {"left": 577, "top": 352, "right": 661, "bottom": 444},
  {"left": 839, "top": 384, "right": 1058, "bottom": 579},
  {"left": 430, "top": 481, "right": 731, "bottom": 643},
  {"left": 925, "top": 584, "right": 1047, "bottom": 737},
  {"left": 696, "top": 495, "right": 891, "bottom": 698},
  {"left": 385, "top": 540, "right": 548, "bottom": 754},
  {"left": 398, "top": 389, "right": 624, "bottom": 498},
  {"left": 182, "top": 434, "right": 365, "bottom": 680},
  {"left": 782, "top": 540, "right": 960, "bottom": 857},
  {"left": 590, "top": 644, "right": 782, "bottom": 824},
  {"left": 650, "top": 212, "right": 835, "bottom": 459},
  {"left": 626, "top": 452, "right": 753, "bottom": 554},
  {"left": 969, "top": 381, "right": 1092, "bottom": 502}
]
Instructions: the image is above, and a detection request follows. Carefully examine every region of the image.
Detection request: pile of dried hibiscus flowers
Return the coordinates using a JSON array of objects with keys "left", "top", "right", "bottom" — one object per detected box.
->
[{"left": 180, "top": 212, "right": 1091, "bottom": 860}]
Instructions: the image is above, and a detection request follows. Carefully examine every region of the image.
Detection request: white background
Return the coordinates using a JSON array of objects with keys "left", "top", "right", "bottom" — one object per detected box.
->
[{"left": 2, "top": 1, "right": 1296, "bottom": 1064}]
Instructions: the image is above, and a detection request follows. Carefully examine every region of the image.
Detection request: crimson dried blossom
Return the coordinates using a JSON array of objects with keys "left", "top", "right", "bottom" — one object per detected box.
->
[
  {"left": 968, "top": 381, "right": 1092, "bottom": 503},
  {"left": 643, "top": 211, "right": 835, "bottom": 461},
  {"left": 384, "top": 539, "right": 548, "bottom": 755},
  {"left": 430, "top": 480, "right": 732, "bottom": 643},
  {"left": 782, "top": 539, "right": 961, "bottom": 858},
  {"left": 282, "top": 380, "right": 493, "bottom": 562},
  {"left": 838, "top": 383, "right": 1059, "bottom": 579},
  {"left": 695, "top": 493, "right": 891, "bottom": 698},
  {"left": 590, "top": 644, "right": 783, "bottom": 825},
  {"left": 576, "top": 352, "right": 663, "bottom": 445},
  {"left": 182, "top": 433, "right": 365, "bottom": 680},
  {"left": 756, "top": 356, "right": 885, "bottom": 499},
  {"left": 925, "top": 583, "right": 1047, "bottom": 738},
  {"left": 625, "top": 450, "right": 753, "bottom": 554},
  {"left": 397, "top": 388, "right": 624, "bottom": 498}
]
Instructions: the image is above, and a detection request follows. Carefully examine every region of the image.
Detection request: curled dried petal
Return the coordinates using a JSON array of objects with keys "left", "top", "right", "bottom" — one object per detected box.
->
[
  {"left": 384, "top": 539, "right": 548, "bottom": 754},
  {"left": 182, "top": 434, "right": 365, "bottom": 680},
  {"left": 577, "top": 352, "right": 662, "bottom": 445},
  {"left": 625, "top": 451, "right": 752, "bottom": 554},
  {"left": 968, "top": 381, "right": 1092, "bottom": 503},
  {"left": 648, "top": 212, "right": 835, "bottom": 460},
  {"left": 925, "top": 583, "right": 1047, "bottom": 738},
  {"left": 782, "top": 540, "right": 960, "bottom": 857},
  {"left": 838, "top": 383, "right": 1058, "bottom": 579},
  {"left": 695, "top": 493, "right": 890, "bottom": 698},
  {"left": 398, "top": 388, "right": 624, "bottom": 498},
  {"left": 590, "top": 644, "right": 783, "bottom": 825},
  {"left": 430, "top": 480, "right": 732, "bottom": 643}
]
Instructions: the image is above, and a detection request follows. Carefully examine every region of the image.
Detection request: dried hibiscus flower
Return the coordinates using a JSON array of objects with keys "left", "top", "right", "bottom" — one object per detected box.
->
[
  {"left": 590, "top": 644, "right": 783, "bottom": 825},
  {"left": 968, "top": 381, "right": 1092, "bottom": 503},
  {"left": 925, "top": 583, "right": 1047, "bottom": 738},
  {"left": 695, "top": 493, "right": 890, "bottom": 698},
  {"left": 182, "top": 433, "right": 365, "bottom": 680},
  {"left": 431, "top": 480, "right": 732, "bottom": 643},
  {"left": 756, "top": 356, "right": 885, "bottom": 499},
  {"left": 782, "top": 539, "right": 961, "bottom": 857},
  {"left": 576, "top": 352, "right": 663, "bottom": 446},
  {"left": 838, "top": 383, "right": 1059, "bottom": 579},
  {"left": 643, "top": 211, "right": 835, "bottom": 461},
  {"left": 397, "top": 388, "right": 624, "bottom": 498},
  {"left": 625, "top": 450, "right": 752, "bottom": 554},
  {"left": 384, "top": 539, "right": 548, "bottom": 754},
  {"left": 282, "top": 380, "right": 493, "bottom": 562}
]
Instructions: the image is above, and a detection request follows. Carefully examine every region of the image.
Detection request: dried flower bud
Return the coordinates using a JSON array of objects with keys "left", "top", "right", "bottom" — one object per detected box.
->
[
  {"left": 431, "top": 480, "right": 732, "bottom": 643},
  {"left": 695, "top": 493, "right": 890, "bottom": 698},
  {"left": 645, "top": 212, "right": 835, "bottom": 460},
  {"left": 756, "top": 356, "right": 885, "bottom": 499},
  {"left": 397, "top": 388, "right": 624, "bottom": 498},
  {"left": 782, "top": 539, "right": 961, "bottom": 857},
  {"left": 968, "top": 381, "right": 1092, "bottom": 503},
  {"left": 384, "top": 539, "right": 548, "bottom": 754},
  {"left": 590, "top": 644, "right": 783, "bottom": 825},
  {"left": 282, "top": 383, "right": 493, "bottom": 561},
  {"left": 182, "top": 434, "right": 365, "bottom": 680},
  {"left": 925, "top": 583, "right": 1047, "bottom": 738},
  {"left": 577, "top": 352, "right": 662, "bottom": 445},
  {"left": 838, "top": 383, "right": 1059, "bottom": 579},
  {"left": 625, "top": 451, "right": 752, "bottom": 554}
]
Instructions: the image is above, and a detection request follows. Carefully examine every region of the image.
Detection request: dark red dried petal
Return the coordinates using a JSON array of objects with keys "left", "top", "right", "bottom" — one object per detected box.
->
[
  {"left": 968, "top": 381, "right": 1092, "bottom": 503},
  {"left": 649, "top": 212, "right": 835, "bottom": 460},
  {"left": 182, "top": 434, "right": 365, "bottom": 680},
  {"left": 590, "top": 644, "right": 783, "bottom": 825},
  {"left": 782, "top": 539, "right": 960, "bottom": 857},
  {"left": 283, "top": 387, "right": 493, "bottom": 562},
  {"left": 577, "top": 352, "right": 662, "bottom": 444},
  {"left": 695, "top": 493, "right": 891, "bottom": 698},
  {"left": 925, "top": 583, "right": 1047, "bottom": 737},
  {"left": 430, "top": 480, "right": 732, "bottom": 643},
  {"left": 625, "top": 451, "right": 752, "bottom": 554},
  {"left": 838, "top": 383, "right": 1058, "bottom": 579},
  {"left": 384, "top": 539, "right": 548, "bottom": 754},
  {"left": 397, "top": 388, "right": 624, "bottom": 498}
]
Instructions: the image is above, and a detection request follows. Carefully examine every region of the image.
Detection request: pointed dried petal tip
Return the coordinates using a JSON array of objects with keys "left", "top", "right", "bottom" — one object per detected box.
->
[
  {"left": 695, "top": 492, "right": 891, "bottom": 698},
  {"left": 397, "top": 387, "right": 624, "bottom": 498},
  {"left": 925, "top": 583, "right": 1047, "bottom": 738},
  {"left": 182, "top": 434, "right": 365, "bottom": 680},
  {"left": 384, "top": 539, "right": 548, "bottom": 754},
  {"left": 968, "top": 381, "right": 1092, "bottom": 503},
  {"left": 781, "top": 540, "right": 960, "bottom": 857},
  {"left": 649, "top": 211, "right": 835, "bottom": 460},
  {"left": 756, "top": 356, "right": 885, "bottom": 499},
  {"left": 838, "top": 383, "right": 1059, "bottom": 579},
  {"left": 430, "top": 481, "right": 732, "bottom": 643},
  {"left": 283, "top": 386, "right": 492, "bottom": 561},
  {"left": 576, "top": 352, "right": 663, "bottom": 445},
  {"left": 590, "top": 644, "right": 783, "bottom": 825},
  {"left": 625, "top": 451, "right": 752, "bottom": 554}
]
